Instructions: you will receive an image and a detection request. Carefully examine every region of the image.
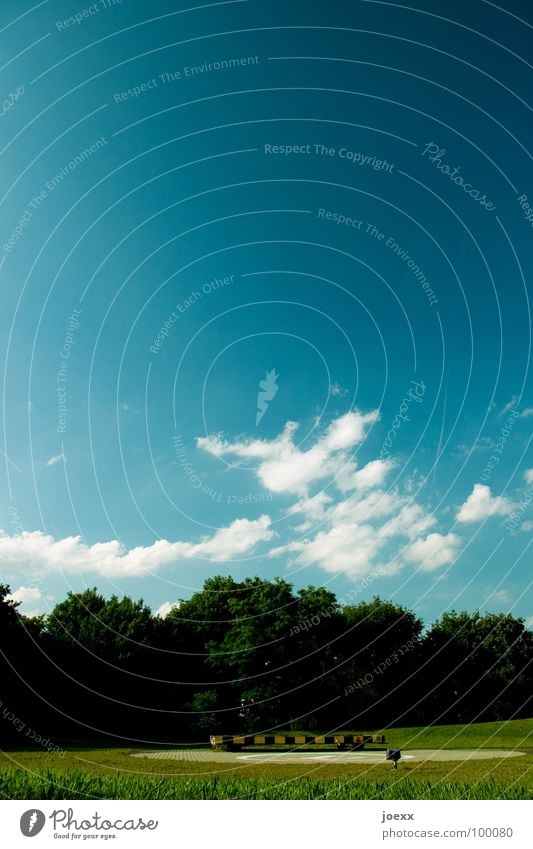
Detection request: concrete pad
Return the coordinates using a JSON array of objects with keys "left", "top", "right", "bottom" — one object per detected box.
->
[{"left": 132, "top": 748, "right": 525, "bottom": 764}]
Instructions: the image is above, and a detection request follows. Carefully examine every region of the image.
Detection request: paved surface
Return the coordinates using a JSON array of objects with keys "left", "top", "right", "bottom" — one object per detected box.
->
[{"left": 131, "top": 748, "right": 525, "bottom": 764}]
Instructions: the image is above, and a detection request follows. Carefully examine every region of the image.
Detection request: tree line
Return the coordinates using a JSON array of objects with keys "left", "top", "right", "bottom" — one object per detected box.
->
[{"left": 0, "top": 576, "right": 531, "bottom": 746}]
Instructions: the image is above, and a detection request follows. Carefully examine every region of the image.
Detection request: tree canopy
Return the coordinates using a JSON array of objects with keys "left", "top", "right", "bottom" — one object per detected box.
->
[{"left": 0, "top": 576, "right": 530, "bottom": 744}]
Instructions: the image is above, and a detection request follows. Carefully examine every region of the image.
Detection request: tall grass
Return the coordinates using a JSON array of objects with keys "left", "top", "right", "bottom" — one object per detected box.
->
[{"left": 0, "top": 770, "right": 530, "bottom": 800}]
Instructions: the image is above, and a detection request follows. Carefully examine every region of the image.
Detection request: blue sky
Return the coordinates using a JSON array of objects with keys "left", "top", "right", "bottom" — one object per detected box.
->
[{"left": 0, "top": 0, "right": 531, "bottom": 626}]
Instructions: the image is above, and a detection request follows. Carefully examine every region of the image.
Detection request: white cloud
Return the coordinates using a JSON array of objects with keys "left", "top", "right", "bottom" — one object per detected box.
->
[
  {"left": 499, "top": 396, "right": 519, "bottom": 417},
  {"left": 520, "top": 408, "right": 533, "bottom": 418},
  {"left": 524, "top": 469, "right": 533, "bottom": 485},
  {"left": 327, "top": 488, "right": 400, "bottom": 525},
  {"left": 322, "top": 411, "right": 378, "bottom": 451},
  {"left": 45, "top": 453, "right": 66, "bottom": 467},
  {"left": 453, "top": 437, "right": 496, "bottom": 459},
  {"left": 491, "top": 589, "right": 511, "bottom": 604},
  {"left": 521, "top": 521, "right": 533, "bottom": 532},
  {"left": 271, "top": 519, "right": 387, "bottom": 577},
  {"left": 198, "top": 411, "right": 379, "bottom": 496},
  {"left": 525, "top": 616, "right": 533, "bottom": 630},
  {"left": 289, "top": 491, "right": 334, "bottom": 531},
  {"left": 154, "top": 601, "right": 179, "bottom": 618},
  {"left": 336, "top": 458, "right": 396, "bottom": 493},
  {"left": 0, "top": 516, "right": 274, "bottom": 579},
  {"left": 330, "top": 382, "right": 348, "bottom": 398},
  {"left": 456, "top": 484, "right": 516, "bottom": 523},
  {"left": 7, "top": 585, "right": 43, "bottom": 604},
  {"left": 6, "top": 411, "right": 469, "bottom": 588},
  {"left": 402, "top": 532, "right": 461, "bottom": 571},
  {"left": 184, "top": 516, "right": 274, "bottom": 559},
  {"left": 377, "top": 503, "right": 435, "bottom": 540},
  {"left": 271, "top": 488, "right": 444, "bottom": 579},
  {"left": 6, "top": 585, "right": 47, "bottom": 617},
  {"left": 201, "top": 411, "right": 461, "bottom": 579}
]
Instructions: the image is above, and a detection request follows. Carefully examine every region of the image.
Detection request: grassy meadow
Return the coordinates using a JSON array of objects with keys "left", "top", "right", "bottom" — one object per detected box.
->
[{"left": 1, "top": 718, "right": 532, "bottom": 800}]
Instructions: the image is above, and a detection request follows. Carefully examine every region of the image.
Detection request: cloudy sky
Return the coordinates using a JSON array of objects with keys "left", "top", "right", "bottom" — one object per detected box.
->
[{"left": 0, "top": 0, "right": 531, "bottom": 625}]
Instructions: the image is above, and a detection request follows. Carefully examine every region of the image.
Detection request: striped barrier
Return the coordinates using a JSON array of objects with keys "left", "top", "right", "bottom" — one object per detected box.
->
[{"left": 209, "top": 734, "right": 386, "bottom": 751}]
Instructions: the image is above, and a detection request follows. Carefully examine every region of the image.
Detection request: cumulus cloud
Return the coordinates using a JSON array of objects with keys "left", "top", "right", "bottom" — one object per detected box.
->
[
  {"left": 6, "top": 585, "right": 47, "bottom": 617},
  {"left": 4, "top": 411, "right": 466, "bottom": 587},
  {"left": 0, "top": 516, "right": 274, "bottom": 579},
  {"left": 199, "top": 411, "right": 461, "bottom": 579},
  {"left": 154, "top": 601, "right": 179, "bottom": 618},
  {"left": 336, "top": 458, "right": 396, "bottom": 493},
  {"left": 520, "top": 408, "right": 533, "bottom": 418},
  {"left": 271, "top": 488, "right": 442, "bottom": 578},
  {"left": 289, "top": 491, "right": 334, "bottom": 532},
  {"left": 198, "top": 410, "right": 379, "bottom": 496},
  {"left": 456, "top": 484, "right": 516, "bottom": 523},
  {"left": 403, "top": 532, "right": 461, "bottom": 571},
  {"left": 272, "top": 520, "right": 388, "bottom": 577},
  {"left": 524, "top": 469, "right": 533, "bottom": 485}
]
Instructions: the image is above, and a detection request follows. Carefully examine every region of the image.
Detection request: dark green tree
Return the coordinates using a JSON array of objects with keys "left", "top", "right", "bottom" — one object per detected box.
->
[{"left": 419, "top": 610, "right": 533, "bottom": 723}]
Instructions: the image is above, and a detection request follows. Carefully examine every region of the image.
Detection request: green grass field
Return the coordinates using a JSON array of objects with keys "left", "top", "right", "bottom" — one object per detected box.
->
[
  {"left": 1, "top": 718, "right": 532, "bottom": 800},
  {"left": 1, "top": 771, "right": 531, "bottom": 800}
]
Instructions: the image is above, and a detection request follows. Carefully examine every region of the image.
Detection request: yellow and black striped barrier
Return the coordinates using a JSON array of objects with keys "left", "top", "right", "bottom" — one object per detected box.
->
[{"left": 209, "top": 734, "right": 386, "bottom": 751}]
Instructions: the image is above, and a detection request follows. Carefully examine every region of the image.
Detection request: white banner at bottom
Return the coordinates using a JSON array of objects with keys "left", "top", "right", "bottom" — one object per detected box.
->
[{"left": 0, "top": 800, "right": 529, "bottom": 848}]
